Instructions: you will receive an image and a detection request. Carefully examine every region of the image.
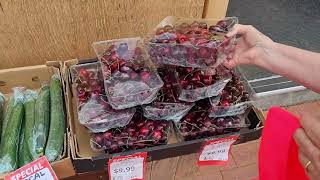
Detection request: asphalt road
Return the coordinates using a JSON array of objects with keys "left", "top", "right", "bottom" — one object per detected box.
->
[{"left": 227, "top": 0, "right": 320, "bottom": 80}]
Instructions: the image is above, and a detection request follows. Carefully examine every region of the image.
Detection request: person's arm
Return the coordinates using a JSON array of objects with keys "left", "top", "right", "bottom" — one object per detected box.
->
[
  {"left": 225, "top": 24, "right": 320, "bottom": 93},
  {"left": 255, "top": 42, "right": 320, "bottom": 93}
]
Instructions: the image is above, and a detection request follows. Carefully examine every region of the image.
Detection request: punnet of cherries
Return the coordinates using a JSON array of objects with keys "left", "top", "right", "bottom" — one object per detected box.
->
[
  {"left": 142, "top": 68, "right": 194, "bottom": 122},
  {"left": 176, "top": 99, "right": 249, "bottom": 141},
  {"left": 90, "top": 109, "right": 170, "bottom": 153},
  {"left": 71, "top": 62, "right": 136, "bottom": 133},
  {"left": 93, "top": 37, "right": 164, "bottom": 110},
  {"left": 147, "top": 17, "right": 238, "bottom": 68},
  {"left": 176, "top": 65, "right": 232, "bottom": 102},
  {"left": 208, "top": 71, "right": 253, "bottom": 118}
]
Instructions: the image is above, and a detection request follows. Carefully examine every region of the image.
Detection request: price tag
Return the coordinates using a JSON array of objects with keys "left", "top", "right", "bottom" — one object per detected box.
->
[
  {"left": 5, "top": 156, "right": 58, "bottom": 180},
  {"left": 108, "top": 152, "right": 147, "bottom": 180},
  {"left": 198, "top": 135, "right": 238, "bottom": 166}
]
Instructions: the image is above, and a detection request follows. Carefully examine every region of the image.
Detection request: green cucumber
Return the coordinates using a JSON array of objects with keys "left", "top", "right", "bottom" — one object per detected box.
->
[
  {"left": 33, "top": 85, "right": 50, "bottom": 158},
  {"left": 45, "top": 75, "right": 65, "bottom": 162},
  {"left": 1, "top": 96, "right": 14, "bottom": 141},
  {"left": 18, "top": 117, "right": 25, "bottom": 167},
  {"left": 0, "top": 88, "right": 24, "bottom": 173},
  {"left": 20, "top": 90, "right": 38, "bottom": 167}
]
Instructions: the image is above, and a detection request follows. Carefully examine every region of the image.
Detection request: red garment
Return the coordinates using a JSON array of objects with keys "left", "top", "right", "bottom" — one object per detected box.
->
[{"left": 258, "top": 107, "right": 309, "bottom": 180}]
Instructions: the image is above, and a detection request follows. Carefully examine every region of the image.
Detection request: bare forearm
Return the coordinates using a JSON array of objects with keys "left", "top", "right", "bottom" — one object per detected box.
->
[
  {"left": 255, "top": 42, "right": 320, "bottom": 93},
  {"left": 276, "top": 43, "right": 320, "bottom": 62}
]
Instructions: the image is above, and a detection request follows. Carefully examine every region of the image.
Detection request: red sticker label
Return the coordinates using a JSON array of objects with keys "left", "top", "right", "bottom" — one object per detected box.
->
[
  {"left": 5, "top": 156, "right": 58, "bottom": 180},
  {"left": 198, "top": 135, "right": 239, "bottom": 166},
  {"left": 108, "top": 152, "right": 147, "bottom": 180}
]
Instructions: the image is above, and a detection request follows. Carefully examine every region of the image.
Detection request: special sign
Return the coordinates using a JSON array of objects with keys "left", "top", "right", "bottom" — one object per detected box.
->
[{"left": 5, "top": 156, "right": 58, "bottom": 180}]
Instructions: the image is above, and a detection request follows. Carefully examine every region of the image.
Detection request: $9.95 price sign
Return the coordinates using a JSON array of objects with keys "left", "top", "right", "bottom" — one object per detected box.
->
[
  {"left": 198, "top": 135, "right": 239, "bottom": 166},
  {"left": 108, "top": 152, "right": 147, "bottom": 180}
]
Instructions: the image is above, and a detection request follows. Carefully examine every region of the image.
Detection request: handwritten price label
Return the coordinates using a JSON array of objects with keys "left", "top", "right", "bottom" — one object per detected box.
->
[
  {"left": 108, "top": 152, "right": 147, "bottom": 180},
  {"left": 198, "top": 135, "right": 238, "bottom": 166},
  {"left": 5, "top": 156, "right": 58, "bottom": 180}
]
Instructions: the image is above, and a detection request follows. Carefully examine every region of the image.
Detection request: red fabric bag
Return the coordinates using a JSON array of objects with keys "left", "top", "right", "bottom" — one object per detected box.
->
[{"left": 258, "top": 107, "right": 309, "bottom": 180}]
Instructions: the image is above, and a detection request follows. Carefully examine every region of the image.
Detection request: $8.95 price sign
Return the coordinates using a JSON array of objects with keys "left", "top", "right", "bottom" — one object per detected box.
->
[
  {"left": 198, "top": 135, "right": 239, "bottom": 166},
  {"left": 108, "top": 152, "right": 147, "bottom": 180}
]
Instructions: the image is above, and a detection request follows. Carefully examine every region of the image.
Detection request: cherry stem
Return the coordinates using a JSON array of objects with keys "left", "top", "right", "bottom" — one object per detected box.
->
[
  {"left": 197, "top": 81, "right": 207, "bottom": 87},
  {"left": 182, "top": 121, "right": 201, "bottom": 130},
  {"left": 192, "top": 110, "right": 207, "bottom": 114},
  {"left": 90, "top": 139, "right": 102, "bottom": 148},
  {"left": 169, "top": 89, "right": 177, "bottom": 102},
  {"left": 183, "top": 69, "right": 199, "bottom": 80}
]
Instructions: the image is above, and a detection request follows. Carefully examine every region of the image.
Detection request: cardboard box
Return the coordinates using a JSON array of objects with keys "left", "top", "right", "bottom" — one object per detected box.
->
[
  {"left": 0, "top": 62, "right": 75, "bottom": 179},
  {"left": 65, "top": 59, "right": 264, "bottom": 173}
]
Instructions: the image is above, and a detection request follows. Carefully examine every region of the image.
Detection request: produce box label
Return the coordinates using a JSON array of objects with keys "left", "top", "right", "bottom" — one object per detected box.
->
[
  {"left": 108, "top": 152, "right": 147, "bottom": 180},
  {"left": 198, "top": 135, "right": 238, "bottom": 166},
  {"left": 5, "top": 156, "right": 58, "bottom": 180}
]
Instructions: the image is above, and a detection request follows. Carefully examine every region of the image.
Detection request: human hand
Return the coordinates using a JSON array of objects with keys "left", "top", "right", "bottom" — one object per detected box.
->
[
  {"left": 293, "top": 111, "right": 320, "bottom": 180},
  {"left": 223, "top": 24, "right": 275, "bottom": 68}
]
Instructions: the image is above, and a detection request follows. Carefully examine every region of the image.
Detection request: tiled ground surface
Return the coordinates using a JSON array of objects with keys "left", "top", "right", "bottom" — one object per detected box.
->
[
  {"left": 67, "top": 139, "right": 261, "bottom": 180},
  {"left": 68, "top": 102, "right": 320, "bottom": 180}
]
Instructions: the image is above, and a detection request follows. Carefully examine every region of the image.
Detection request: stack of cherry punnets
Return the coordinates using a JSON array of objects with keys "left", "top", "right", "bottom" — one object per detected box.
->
[
  {"left": 72, "top": 16, "right": 253, "bottom": 154},
  {"left": 146, "top": 16, "right": 252, "bottom": 141}
]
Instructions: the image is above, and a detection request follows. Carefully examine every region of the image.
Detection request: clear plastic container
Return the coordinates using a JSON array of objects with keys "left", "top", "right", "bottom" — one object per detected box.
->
[
  {"left": 176, "top": 66, "right": 232, "bottom": 102},
  {"left": 70, "top": 62, "right": 136, "bottom": 132},
  {"left": 92, "top": 37, "right": 164, "bottom": 110},
  {"left": 208, "top": 71, "right": 253, "bottom": 118},
  {"left": 174, "top": 99, "right": 250, "bottom": 141},
  {"left": 146, "top": 16, "right": 238, "bottom": 68},
  {"left": 142, "top": 68, "right": 193, "bottom": 122},
  {"left": 90, "top": 110, "right": 171, "bottom": 153}
]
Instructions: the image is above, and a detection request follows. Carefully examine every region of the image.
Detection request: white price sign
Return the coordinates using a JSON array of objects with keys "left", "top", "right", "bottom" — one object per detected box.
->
[
  {"left": 198, "top": 135, "right": 238, "bottom": 166},
  {"left": 108, "top": 152, "right": 147, "bottom": 180}
]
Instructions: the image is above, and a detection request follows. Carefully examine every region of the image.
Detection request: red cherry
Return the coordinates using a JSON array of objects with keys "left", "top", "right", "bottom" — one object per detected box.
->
[
  {"left": 177, "top": 34, "right": 188, "bottom": 43},
  {"left": 197, "top": 47, "right": 210, "bottom": 59},
  {"left": 187, "top": 56, "right": 196, "bottom": 65},
  {"left": 79, "top": 69, "right": 89, "bottom": 78},
  {"left": 191, "top": 74, "right": 200, "bottom": 82},
  {"left": 222, "top": 100, "right": 230, "bottom": 107},
  {"left": 163, "top": 47, "right": 171, "bottom": 57},
  {"left": 117, "top": 140, "right": 125, "bottom": 147},
  {"left": 103, "top": 132, "right": 112, "bottom": 140},
  {"left": 95, "top": 135, "right": 103, "bottom": 144},
  {"left": 152, "top": 130, "right": 163, "bottom": 141},
  {"left": 136, "top": 121, "right": 145, "bottom": 128},
  {"left": 140, "top": 71, "right": 151, "bottom": 82},
  {"left": 179, "top": 79, "right": 188, "bottom": 88},
  {"left": 118, "top": 59, "right": 126, "bottom": 67},
  {"left": 88, "top": 71, "right": 96, "bottom": 79},
  {"left": 165, "top": 83, "right": 172, "bottom": 89},
  {"left": 126, "top": 127, "right": 136, "bottom": 136},
  {"left": 156, "top": 125, "right": 164, "bottom": 131},
  {"left": 145, "top": 121, "right": 155, "bottom": 128},
  {"left": 184, "top": 114, "right": 193, "bottom": 122},
  {"left": 109, "top": 142, "right": 119, "bottom": 151},
  {"left": 110, "top": 62, "right": 119, "bottom": 72},
  {"left": 203, "top": 75, "right": 213, "bottom": 85},
  {"left": 185, "top": 67, "right": 193, "bottom": 73},
  {"left": 139, "top": 127, "right": 150, "bottom": 136},
  {"left": 130, "top": 72, "right": 139, "bottom": 80}
]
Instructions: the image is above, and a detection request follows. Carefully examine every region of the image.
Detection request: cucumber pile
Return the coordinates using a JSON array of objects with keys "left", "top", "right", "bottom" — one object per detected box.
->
[{"left": 0, "top": 74, "right": 66, "bottom": 174}]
